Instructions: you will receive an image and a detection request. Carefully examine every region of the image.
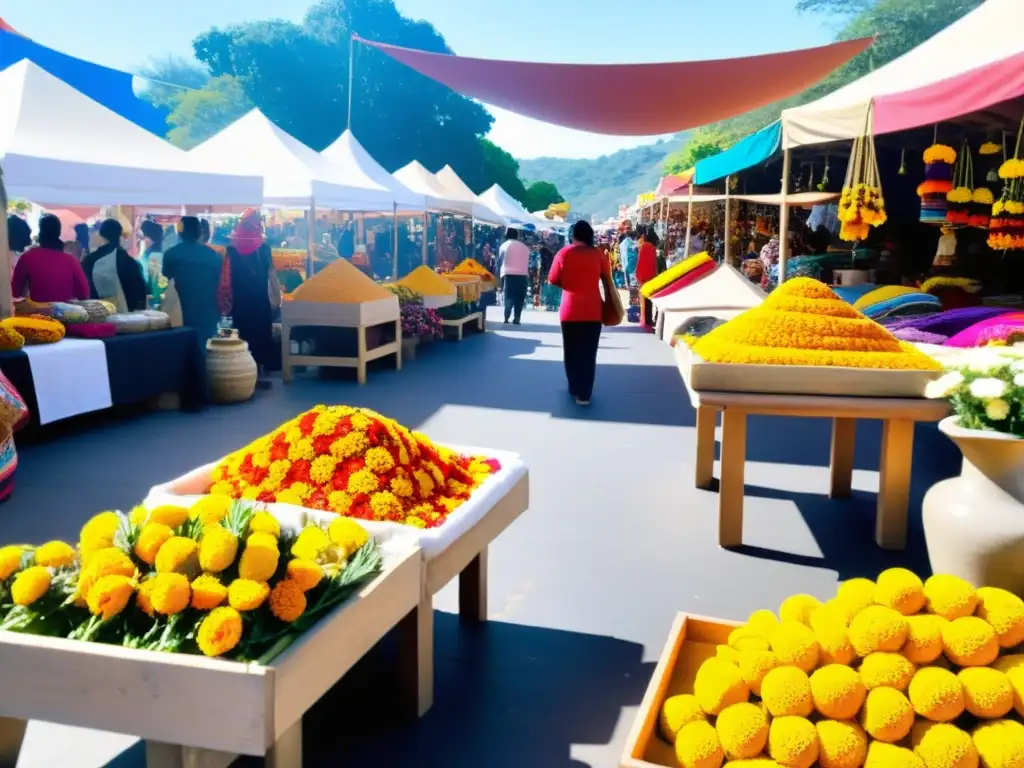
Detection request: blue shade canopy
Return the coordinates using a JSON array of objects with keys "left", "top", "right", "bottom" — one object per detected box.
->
[
  {"left": 0, "top": 29, "right": 168, "bottom": 135},
  {"left": 693, "top": 120, "right": 782, "bottom": 185}
]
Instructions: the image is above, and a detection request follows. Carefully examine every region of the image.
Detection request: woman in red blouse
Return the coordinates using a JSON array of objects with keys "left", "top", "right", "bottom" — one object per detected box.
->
[
  {"left": 547, "top": 221, "right": 611, "bottom": 406},
  {"left": 635, "top": 225, "right": 660, "bottom": 331}
]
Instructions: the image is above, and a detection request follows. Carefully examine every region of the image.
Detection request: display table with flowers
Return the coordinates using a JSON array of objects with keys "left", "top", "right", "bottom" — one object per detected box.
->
[
  {"left": 144, "top": 405, "right": 530, "bottom": 716},
  {"left": 0, "top": 498, "right": 422, "bottom": 768}
]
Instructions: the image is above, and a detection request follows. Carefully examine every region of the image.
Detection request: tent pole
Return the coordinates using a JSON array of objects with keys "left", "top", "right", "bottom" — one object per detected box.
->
[
  {"left": 347, "top": 35, "right": 355, "bottom": 131},
  {"left": 682, "top": 185, "right": 694, "bottom": 259},
  {"left": 422, "top": 212, "right": 428, "bottom": 266},
  {"left": 724, "top": 176, "right": 732, "bottom": 266},
  {"left": 0, "top": 165, "right": 10, "bottom": 318},
  {"left": 306, "top": 203, "right": 316, "bottom": 278},
  {"left": 778, "top": 149, "right": 792, "bottom": 286},
  {"left": 391, "top": 204, "right": 399, "bottom": 279}
]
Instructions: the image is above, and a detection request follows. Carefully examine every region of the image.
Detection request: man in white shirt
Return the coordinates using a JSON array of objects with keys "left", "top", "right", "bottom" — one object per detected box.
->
[{"left": 499, "top": 228, "right": 531, "bottom": 324}]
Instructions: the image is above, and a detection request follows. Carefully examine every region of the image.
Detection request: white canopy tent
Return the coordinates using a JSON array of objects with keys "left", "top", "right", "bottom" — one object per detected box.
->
[
  {"left": 479, "top": 185, "right": 548, "bottom": 230},
  {"left": 434, "top": 165, "right": 507, "bottom": 226},
  {"left": 394, "top": 161, "right": 472, "bottom": 216},
  {"left": 320, "top": 130, "right": 425, "bottom": 213}
]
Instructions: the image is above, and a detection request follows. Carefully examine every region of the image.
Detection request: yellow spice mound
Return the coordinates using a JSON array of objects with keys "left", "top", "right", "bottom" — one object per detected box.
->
[
  {"left": 397, "top": 265, "right": 457, "bottom": 297},
  {"left": 689, "top": 277, "right": 942, "bottom": 370},
  {"left": 452, "top": 258, "right": 496, "bottom": 281},
  {"left": 291, "top": 259, "right": 393, "bottom": 303}
]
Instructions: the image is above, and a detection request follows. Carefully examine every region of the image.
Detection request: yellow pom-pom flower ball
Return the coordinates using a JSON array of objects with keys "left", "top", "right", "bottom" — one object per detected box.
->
[
  {"left": 326, "top": 517, "right": 368, "bottom": 556},
  {"left": 761, "top": 666, "right": 813, "bottom": 717},
  {"left": 694, "top": 658, "right": 749, "bottom": 715},
  {"left": 285, "top": 559, "right": 324, "bottom": 592},
  {"left": 0, "top": 544, "right": 25, "bottom": 581},
  {"left": 976, "top": 586, "right": 1024, "bottom": 648},
  {"left": 724, "top": 760, "right": 779, "bottom": 767},
  {"left": 941, "top": 616, "right": 998, "bottom": 667},
  {"left": 811, "top": 607, "right": 856, "bottom": 666},
  {"left": 269, "top": 579, "right": 306, "bottom": 623},
  {"left": 196, "top": 606, "right": 243, "bottom": 657},
  {"left": 10, "top": 566, "right": 51, "bottom": 606},
  {"left": 864, "top": 742, "right": 924, "bottom": 768},
  {"left": 958, "top": 667, "right": 1014, "bottom": 719},
  {"left": 849, "top": 605, "right": 909, "bottom": 656},
  {"left": 239, "top": 536, "right": 280, "bottom": 583},
  {"left": 227, "top": 579, "right": 270, "bottom": 612},
  {"left": 716, "top": 702, "right": 769, "bottom": 760},
  {"left": 909, "top": 667, "right": 965, "bottom": 722},
  {"left": 903, "top": 614, "right": 948, "bottom": 664},
  {"left": 737, "top": 649, "right": 778, "bottom": 696},
  {"left": 198, "top": 526, "right": 239, "bottom": 574},
  {"left": 748, "top": 609, "right": 780, "bottom": 635},
  {"left": 911, "top": 721, "right": 978, "bottom": 768},
  {"left": 149, "top": 572, "right": 191, "bottom": 615},
  {"left": 147, "top": 504, "right": 189, "bottom": 529},
  {"left": 660, "top": 694, "right": 705, "bottom": 742},
  {"left": 248, "top": 511, "right": 281, "bottom": 538},
  {"left": 993, "top": 655, "right": 1024, "bottom": 718},
  {"left": 134, "top": 522, "right": 174, "bottom": 566},
  {"left": 190, "top": 574, "right": 228, "bottom": 610},
  {"left": 675, "top": 719, "right": 724, "bottom": 768},
  {"left": 816, "top": 719, "right": 868, "bottom": 768},
  {"left": 837, "top": 578, "right": 877, "bottom": 616},
  {"left": 768, "top": 716, "right": 818, "bottom": 768},
  {"left": 154, "top": 536, "right": 200, "bottom": 578},
  {"left": 924, "top": 574, "right": 979, "bottom": 621},
  {"left": 972, "top": 719, "right": 1024, "bottom": 768},
  {"left": 730, "top": 625, "right": 771, "bottom": 652},
  {"left": 861, "top": 686, "right": 915, "bottom": 742},
  {"left": 780, "top": 594, "right": 822, "bottom": 626},
  {"left": 34, "top": 540, "right": 75, "bottom": 568},
  {"left": 86, "top": 574, "right": 135, "bottom": 621},
  {"left": 770, "top": 620, "right": 820, "bottom": 673},
  {"left": 717, "top": 645, "right": 741, "bottom": 664},
  {"left": 810, "top": 664, "right": 866, "bottom": 720},
  {"left": 860, "top": 652, "right": 916, "bottom": 691},
  {"left": 875, "top": 567, "right": 926, "bottom": 615}
]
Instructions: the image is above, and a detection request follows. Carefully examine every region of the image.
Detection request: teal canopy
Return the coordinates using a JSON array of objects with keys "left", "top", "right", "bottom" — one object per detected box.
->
[{"left": 693, "top": 120, "right": 781, "bottom": 185}]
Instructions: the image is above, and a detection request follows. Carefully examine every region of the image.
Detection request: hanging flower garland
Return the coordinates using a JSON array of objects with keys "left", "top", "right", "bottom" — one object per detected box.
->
[
  {"left": 945, "top": 141, "right": 980, "bottom": 227},
  {"left": 838, "top": 132, "right": 887, "bottom": 243},
  {"left": 989, "top": 120, "right": 1024, "bottom": 251},
  {"left": 918, "top": 141, "right": 956, "bottom": 225}
]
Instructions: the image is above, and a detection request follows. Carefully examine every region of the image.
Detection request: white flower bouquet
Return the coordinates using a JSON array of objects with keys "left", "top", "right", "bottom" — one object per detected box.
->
[{"left": 924, "top": 346, "right": 1024, "bottom": 437}]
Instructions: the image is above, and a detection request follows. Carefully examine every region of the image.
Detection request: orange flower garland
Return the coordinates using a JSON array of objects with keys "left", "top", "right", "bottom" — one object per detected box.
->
[{"left": 207, "top": 406, "right": 499, "bottom": 528}]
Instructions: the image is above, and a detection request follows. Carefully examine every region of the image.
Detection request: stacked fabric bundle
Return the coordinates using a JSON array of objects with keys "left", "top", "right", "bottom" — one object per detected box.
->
[
  {"left": 850, "top": 286, "right": 941, "bottom": 321},
  {"left": 640, "top": 252, "right": 716, "bottom": 299}
]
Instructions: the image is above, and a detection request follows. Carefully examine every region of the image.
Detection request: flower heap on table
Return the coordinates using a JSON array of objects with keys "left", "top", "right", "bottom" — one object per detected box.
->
[
  {"left": 666, "top": 569, "right": 1024, "bottom": 768},
  {"left": 208, "top": 405, "right": 499, "bottom": 529},
  {"left": 684, "top": 278, "right": 942, "bottom": 371},
  {"left": 0, "top": 501, "right": 382, "bottom": 661}
]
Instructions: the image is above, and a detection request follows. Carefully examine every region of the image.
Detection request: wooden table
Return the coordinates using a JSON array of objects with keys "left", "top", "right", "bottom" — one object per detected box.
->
[{"left": 441, "top": 311, "right": 485, "bottom": 341}]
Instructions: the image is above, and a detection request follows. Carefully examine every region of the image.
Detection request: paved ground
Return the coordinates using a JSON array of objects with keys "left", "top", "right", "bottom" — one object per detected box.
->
[{"left": 2, "top": 306, "right": 961, "bottom": 768}]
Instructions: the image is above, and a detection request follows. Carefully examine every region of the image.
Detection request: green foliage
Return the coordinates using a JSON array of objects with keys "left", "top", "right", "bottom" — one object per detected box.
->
[
  {"left": 796, "top": 0, "right": 872, "bottom": 14},
  {"left": 663, "top": 128, "right": 736, "bottom": 175},
  {"left": 523, "top": 180, "right": 565, "bottom": 213},
  {"left": 166, "top": 75, "right": 253, "bottom": 150},
  {"left": 478, "top": 138, "right": 530, "bottom": 204},
  {"left": 138, "top": 55, "right": 211, "bottom": 109}
]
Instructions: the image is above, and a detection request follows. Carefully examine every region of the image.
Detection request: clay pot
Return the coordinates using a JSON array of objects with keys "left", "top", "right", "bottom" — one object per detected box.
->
[
  {"left": 923, "top": 416, "right": 1024, "bottom": 593},
  {"left": 401, "top": 336, "right": 419, "bottom": 361},
  {"left": 206, "top": 336, "right": 258, "bottom": 404}
]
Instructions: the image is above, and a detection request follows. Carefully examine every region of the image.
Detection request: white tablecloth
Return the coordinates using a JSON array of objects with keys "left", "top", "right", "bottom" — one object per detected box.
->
[{"left": 22, "top": 339, "right": 113, "bottom": 425}]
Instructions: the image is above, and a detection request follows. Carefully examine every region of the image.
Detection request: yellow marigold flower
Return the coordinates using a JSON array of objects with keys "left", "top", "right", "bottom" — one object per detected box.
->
[
  {"left": 154, "top": 536, "right": 200, "bottom": 578},
  {"left": 770, "top": 620, "right": 820, "bottom": 673},
  {"left": 413, "top": 469, "right": 435, "bottom": 496},
  {"left": 836, "top": 578, "right": 876, "bottom": 617},
  {"left": 34, "top": 540, "right": 75, "bottom": 568},
  {"left": 77, "top": 548, "right": 135, "bottom": 600},
  {"left": 79, "top": 511, "right": 120, "bottom": 562},
  {"left": 189, "top": 496, "right": 232, "bottom": 525},
  {"left": 849, "top": 605, "right": 908, "bottom": 656},
  {"left": 191, "top": 574, "right": 228, "bottom": 610},
  {"left": 249, "top": 531, "right": 278, "bottom": 549},
  {"left": 369, "top": 491, "right": 403, "bottom": 521},
  {"left": 810, "top": 664, "right": 866, "bottom": 720},
  {"left": 390, "top": 474, "right": 415, "bottom": 499},
  {"left": 768, "top": 716, "right": 818, "bottom": 768},
  {"left": 861, "top": 686, "right": 915, "bottom": 742},
  {"left": 865, "top": 742, "right": 924, "bottom": 768},
  {"left": 0, "top": 544, "right": 24, "bottom": 580},
  {"left": 346, "top": 468, "right": 380, "bottom": 496},
  {"left": 328, "top": 491, "right": 354, "bottom": 513},
  {"left": 811, "top": 607, "right": 856, "bottom": 666},
  {"left": 924, "top": 574, "right": 978, "bottom": 621},
  {"left": 228, "top": 579, "right": 269, "bottom": 611},
  {"left": 993, "top": 656, "right": 1024, "bottom": 718},
  {"left": 761, "top": 666, "right": 813, "bottom": 717},
  {"left": 287, "top": 437, "right": 315, "bottom": 462},
  {"left": 327, "top": 517, "right": 369, "bottom": 556},
  {"left": 197, "top": 606, "right": 243, "bottom": 657},
  {"left": 269, "top": 579, "right": 306, "bottom": 623},
  {"left": 286, "top": 559, "right": 323, "bottom": 592},
  {"left": 976, "top": 586, "right": 1024, "bottom": 648},
  {"left": 363, "top": 446, "right": 395, "bottom": 474},
  {"left": 403, "top": 515, "right": 427, "bottom": 529},
  {"left": 129, "top": 505, "right": 147, "bottom": 526},
  {"left": 660, "top": 694, "right": 705, "bottom": 742},
  {"left": 331, "top": 430, "right": 369, "bottom": 459},
  {"left": 737, "top": 649, "right": 778, "bottom": 696},
  {"left": 959, "top": 667, "right": 1013, "bottom": 719},
  {"left": 693, "top": 657, "right": 749, "bottom": 715},
  {"left": 239, "top": 537, "right": 280, "bottom": 582},
  {"left": 911, "top": 721, "right": 978, "bottom": 768},
  {"left": 717, "top": 645, "right": 741, "bottom": 664},
  {"left": 134, "top": 522, "right": 174, "bottom": 566},
  {"left": 875, "top": 567, "right": 926, "bottom": 616},
  {"left": 291, "top": 525, "right": 330, "bottom": 562},
  {"left": 11, "top": 565, "right": 50, "bottom": 605},
  {"left": 248, "top": 511, "right": 281, "bottom": 538},
  {"left": 779, "top": 594, "right": 822, "bottom": 626},
  {"left": 729, "top": 626, "right": 771, "bottom": 652},
  {"left": 903, "top": 614, "right": 948, "bottom": 664},
  {"left": 815, "top": 719, "right": 867, "bottom": 768},
  {"left": 274, "top": 488, "right": 303, "bottom": 506},
  {"left": 674, "top": 719, "right": 724, "bottom": 768},
  {"left": 149, "top": 572, "right": 190, "bottom": 615},
  {"left": 147, "top": 504, "right": 189, "bottom": 529},
  {"left": 748, "top": 609, "right": 780, "bottom": 635},
  {"left": 86, "top": 574, "right": 134, "bottom": 620},
  {"left": 716, "top": 702, "right": 768, "bottom": 760},
  {"left": 909, "top": 667, "right": 964, "bottom": 722},
  {"left": 972, "top": 720, "right": 1024, "bottom": 768},
  {"left": 941, "top": 616, "right": 998, "bottom": 667},
  {"left": 199, "top": 526, "right": 239, "bottom": 573},
  {"left": 860, "top": 652, "right": 915, "bottom": 691},
  {"left": 136, "top": 578, "right": 155, "bottom": 616}
]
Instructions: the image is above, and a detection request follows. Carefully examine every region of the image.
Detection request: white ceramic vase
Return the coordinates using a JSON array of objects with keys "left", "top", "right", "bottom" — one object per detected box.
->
[{"left": 922, "top": 416, "right": 1024, "bottom": 593}]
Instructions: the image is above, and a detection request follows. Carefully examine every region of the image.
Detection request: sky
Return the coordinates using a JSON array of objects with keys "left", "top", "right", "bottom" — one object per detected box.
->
[{"left": 2, "top": 0, "right": 834, "bottom": 160}]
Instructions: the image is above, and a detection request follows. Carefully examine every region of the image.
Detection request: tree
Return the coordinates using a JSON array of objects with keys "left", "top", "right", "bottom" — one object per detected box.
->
[
  {"left": 523, "top": 181, "right": 565, "bottom": 213},
  {"left": 796, "top": 0, "right": 872, "bottom": 14},
  {"left": 165, "top": 75, "right": 253, "bottom": 149},
  {"left": 664, "top": 128, "right": 735, "bottom": 175},
  {"left": 137, "top": 55, "right": 211, "bottom": 110}
]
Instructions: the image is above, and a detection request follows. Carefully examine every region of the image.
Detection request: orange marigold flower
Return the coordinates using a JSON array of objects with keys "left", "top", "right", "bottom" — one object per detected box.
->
[
  {"left": 147, "top": 504, "right": 190, "bottom": 529},
  {"left": 228, "top": 578, "right": 270, "bottom": 611},
  {"left": 269, "top": 579, "right": 306, "bottom": 623},
  {"left": 191, "top": 574, "right": 229, "bottom": 610},
  {"left": 286, "top": 559, "right": 324, "bottom": 591},
  {"left": 197, "top": 606, "right": 243, "bottom": 657},
  {"left": 134, "top": 522, "right": 174, "bottom": 566},
  {"left": 154, "top": 536, "right": 200, "bottom": 578},
  {"left": 86, "top": 574, "right": 135, "bottom": 620},
  {"left": 149, "top": 572, "right": 191, "bottom": 615}
]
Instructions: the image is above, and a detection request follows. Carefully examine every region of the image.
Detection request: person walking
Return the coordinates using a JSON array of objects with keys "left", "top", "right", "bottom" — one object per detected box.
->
[
  {"left": 548, "top": 220, "right": 610, "bottom": 406},
  {"left": 499, "top": 227, "right": 531, "bottom": 324}
]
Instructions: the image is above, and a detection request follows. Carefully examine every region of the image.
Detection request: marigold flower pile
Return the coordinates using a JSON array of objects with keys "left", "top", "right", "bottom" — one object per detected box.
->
[
  {"left": 838, "top": 183, "right": 886, "bottom": 243},
  {"left": 665, "top": 569, "right": 1024, "bottom": 768},
  {"left": 687, "top": 278, "right": 943, "bottom": 371},
  {"left": 207, "top": 405, "right": 499, "bottom": 529},
  {"left": 989, "top": 155, "right": 1024, "bottom": 251},
  {"left": 0, "top": 501, "right": 382, "bottom": 661}
]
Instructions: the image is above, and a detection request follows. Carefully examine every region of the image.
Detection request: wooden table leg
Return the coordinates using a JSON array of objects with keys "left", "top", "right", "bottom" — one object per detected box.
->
[
  {"left": 694, "top": 405, "right": 717, "bottom": 490},
  {"left": 876, "top": 418, "right": 915, "bottom": 550},
  {"left": 398, "top": 599, "right": 434, "bottom": 717},
  {"left": 718, "top": 409, "right": 747, "bottom": 548},
  {"left": 356, "top": 326, "right": 368, "bottom": 385},
  {"left": 0, "top": 716, "right": 26, "bottom": 768},
  {"left": 829, "top": 417, "right": 857, "bottom": 499},
  {"left": 281, "top": 323, "right": 293, "bottom": 384},
  {"left": 459, "top": 548, "right": 488, "bottom": 623},
  {"left": 395, "top": 319, "right": 403, "bottom": 372},
  {"left": 265, "top": 719, "right": 302, "bottom": 768}
]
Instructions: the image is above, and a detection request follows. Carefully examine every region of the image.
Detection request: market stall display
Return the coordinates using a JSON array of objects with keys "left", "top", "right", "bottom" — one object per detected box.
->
[
  {"left": 396, "top": 265, "right": 458, "bottom": 309},
  {"left": 649, "top": 262, "right": 766, "bottom": 344},
  {"left": 282, "top": 259, "right": 401, "bottom": 385},
  {"left": 453, "top": 258, "right": 498, "bottom": 290},
  {"left": 439, "top": 274, "right": 485, "bottom": 339},
  {"left": 623, "top": 569, "right": 1024, "bottom": 768}
]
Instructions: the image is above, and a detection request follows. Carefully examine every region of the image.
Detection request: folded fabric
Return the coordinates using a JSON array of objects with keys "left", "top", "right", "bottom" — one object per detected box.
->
[
  {"left": 639, "top": 252, "right": 712, "bottom": 298},
  {"left": 892, "top": 327, "right": 949, "bottom": 345},
  {"left": 651, "top": 260, "right": 718, "bottom": 299},
  {"left": 862, "top": 293, "right": 941, "bottom": 320},
  {"left": 883, "top": 306, "right": 1009, "bottom": 336},
  {"left": 64, "top": 322, "right": 117, "bottom": 339},
  {"left": 945, "top": 312, "right": 1024, "bottom": 348},
  {"left": 853, "top": 284, "right": 919, "bottom": 310},
  {"left": 832, "top": 283, "right": 878, "bottom": 305}
]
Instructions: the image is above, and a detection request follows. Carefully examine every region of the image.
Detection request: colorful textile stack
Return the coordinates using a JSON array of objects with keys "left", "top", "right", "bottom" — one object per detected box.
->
[
  {"left": 945, "top": 312, "right": 1024, "bottom": 348},
  {"left": 883, "top": 307, "right": 1010, "bottom": 337},
  {"left": 918, "top": 144, "right": 956, "bottom": 225}
]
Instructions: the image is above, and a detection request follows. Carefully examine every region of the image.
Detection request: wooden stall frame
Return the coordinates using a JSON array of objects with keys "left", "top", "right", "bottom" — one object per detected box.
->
[
  {"left": 441, "top": 311, "right": 485, "bottom": 341},
  {"left": 282, "top": 317, "right": 402, "bottom": 386},
  {"left": 0, "top": 548, "right": 423, "bottom": 768}
]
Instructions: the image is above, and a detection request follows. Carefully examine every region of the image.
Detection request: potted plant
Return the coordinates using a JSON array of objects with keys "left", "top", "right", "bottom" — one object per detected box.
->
[
  {"left": 399, "top": 303, "right": 443, "bottom": 360},
  {"left": 923, "top": 346, "right": 1024, "bottom": 592}
]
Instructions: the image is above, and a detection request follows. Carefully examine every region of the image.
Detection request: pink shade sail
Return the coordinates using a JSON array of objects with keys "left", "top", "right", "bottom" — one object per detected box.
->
[
  {"left": 357, "top": 36, "right": 874, "bottom": 136},
  {"left": 873, "top": 49, "right": 1024, "bottom": 137},
  {"left": 656, "top": 171, "right": 694, "bottom": 197}
]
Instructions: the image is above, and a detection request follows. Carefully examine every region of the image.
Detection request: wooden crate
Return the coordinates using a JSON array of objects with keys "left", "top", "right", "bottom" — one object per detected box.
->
[
  {"left": 0, "top": 548, "right": 423, "bottom": 768},
  {"left": 621, "top": 613, "right": 740, "bottom": 768}
]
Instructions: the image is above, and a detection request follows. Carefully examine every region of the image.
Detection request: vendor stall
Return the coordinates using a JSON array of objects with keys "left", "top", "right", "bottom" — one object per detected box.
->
[{"left": 651, "top": 262, "right": 766, "bottom": 343}]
